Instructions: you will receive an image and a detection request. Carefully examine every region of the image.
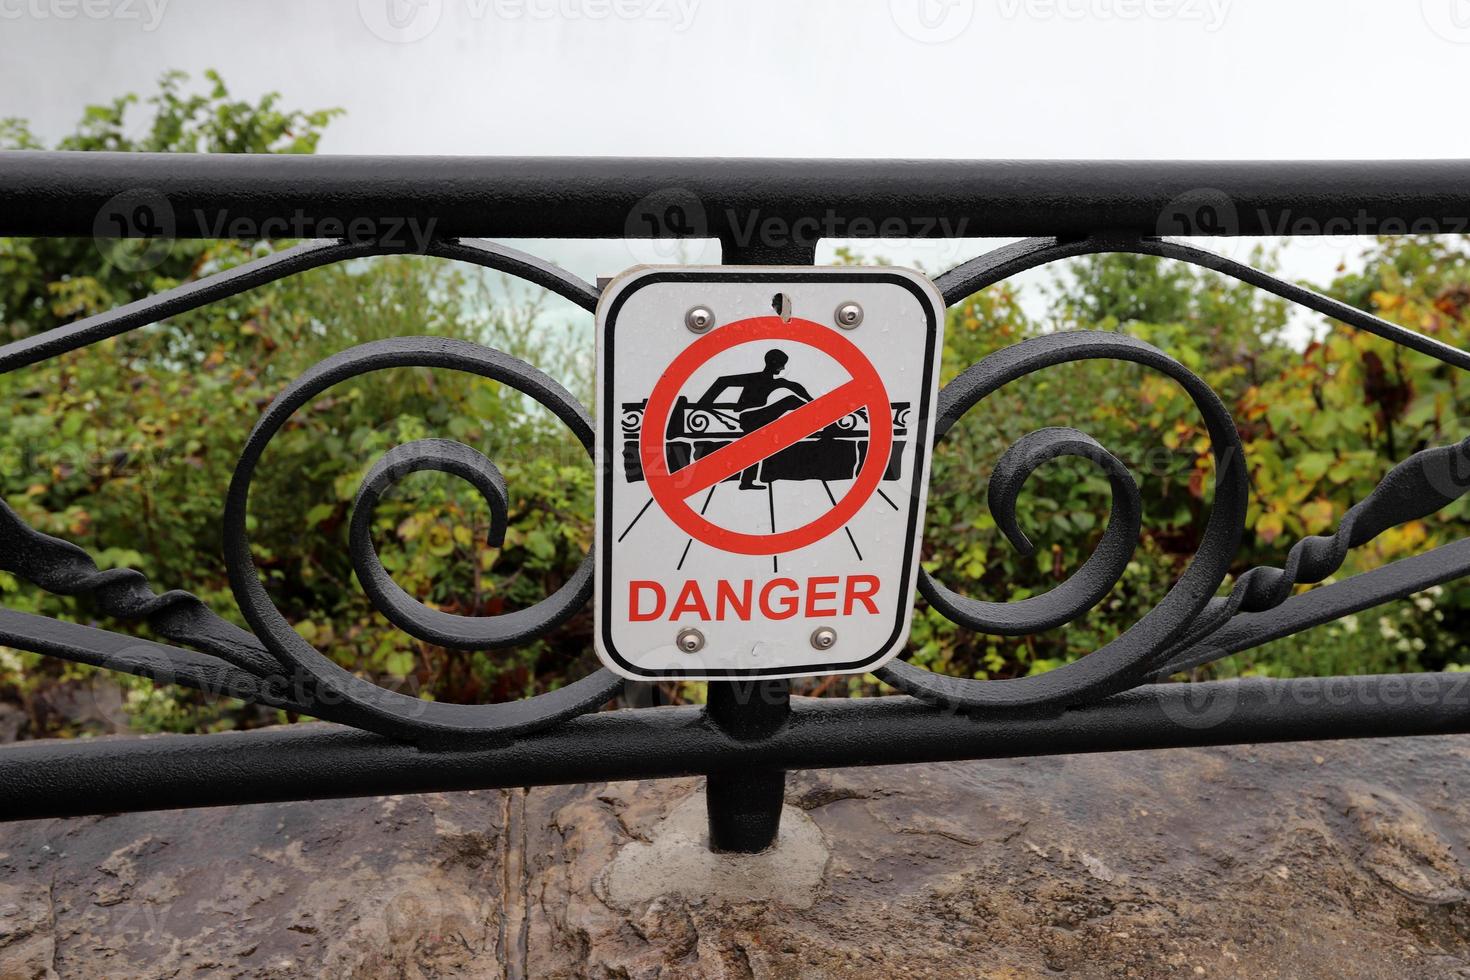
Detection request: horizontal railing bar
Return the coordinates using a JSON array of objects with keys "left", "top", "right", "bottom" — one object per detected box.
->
[
  {"left": 5, "top": 672, "right": 1470, "bottom": 822},
  {"left": 4, "top": 153, "right": 1470, "bottom": 240}
]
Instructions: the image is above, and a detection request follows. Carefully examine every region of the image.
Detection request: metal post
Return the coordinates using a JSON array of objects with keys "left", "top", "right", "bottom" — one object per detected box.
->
[
  {"left": 704, "top": 680, "right": 790, "bottom": 852},
  {"left": 699, "top": 234, "right": 812, "bottom": 852}
]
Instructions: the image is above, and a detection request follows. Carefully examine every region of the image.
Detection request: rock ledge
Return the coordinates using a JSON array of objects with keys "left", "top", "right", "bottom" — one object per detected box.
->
[{"left": 3, "top": 735, "right": 1470, "bottom": 978}]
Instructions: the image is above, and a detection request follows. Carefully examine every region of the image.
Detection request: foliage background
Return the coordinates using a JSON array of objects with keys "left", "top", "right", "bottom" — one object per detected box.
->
[{"left": 1, "top": 74, "right": 1466, "bottom": 739}]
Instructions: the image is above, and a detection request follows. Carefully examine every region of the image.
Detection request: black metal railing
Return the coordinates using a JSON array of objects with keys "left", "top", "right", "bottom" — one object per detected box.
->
[{"left": 2, "top": 154, "right": 1469, "bottom": 854}]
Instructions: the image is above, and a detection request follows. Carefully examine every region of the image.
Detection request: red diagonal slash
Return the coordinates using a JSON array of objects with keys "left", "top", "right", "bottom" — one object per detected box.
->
[
  {"left": 635, "top": 315, "right": 894, "bottom": 556},
  {"left": 655, "top": 379, "right": 870, "bottom": 498}
]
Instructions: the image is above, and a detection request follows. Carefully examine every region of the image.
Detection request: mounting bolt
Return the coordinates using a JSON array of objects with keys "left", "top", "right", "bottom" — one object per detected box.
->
[
  {"left": 835, "top": 302, "right": 863, "bottom": 329},
  {"left": 810, "top": 626, "right": 838, "bottom": 650},
  {"left": 685, "top": 306, "right": 715, "bottom": 333},
  {"left": 676, "top": 628, "right": 706, "bottom": 653}
]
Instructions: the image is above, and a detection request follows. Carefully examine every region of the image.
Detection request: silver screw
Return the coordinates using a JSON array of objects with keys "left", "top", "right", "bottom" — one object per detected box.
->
[
  {"left": 676, "top": 628, "right": 705, "bottom": 653},
  {"left": 810, "top": 626, "right": 838, "bottom": 650},
  {"left": 685, "top": 306, "right": 715, "bottom": 333},
  {"left": 835, "top": 302, "right": 863, "bottom": 329}
]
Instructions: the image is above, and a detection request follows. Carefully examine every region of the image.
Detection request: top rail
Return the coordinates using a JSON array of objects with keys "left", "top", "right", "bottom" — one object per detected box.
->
[{"left": 3, "top": 152, "right": 1470, "bottom": 240}]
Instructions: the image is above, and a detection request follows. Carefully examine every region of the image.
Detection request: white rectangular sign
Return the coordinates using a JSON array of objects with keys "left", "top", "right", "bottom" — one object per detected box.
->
[{"left": 594, "top": 267, "right": 944, "bottom": 680}]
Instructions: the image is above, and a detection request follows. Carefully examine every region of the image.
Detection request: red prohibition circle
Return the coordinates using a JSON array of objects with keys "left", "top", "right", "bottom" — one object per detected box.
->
[{"left": 639, "top": 316, "right": 893, "bottom": 556}]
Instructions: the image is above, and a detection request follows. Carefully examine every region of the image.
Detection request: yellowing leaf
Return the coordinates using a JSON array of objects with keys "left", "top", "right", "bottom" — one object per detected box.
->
[
  {"left": 1300, "top": 499, "right": 1336, "bottom": 535},
  {"left": 1257, "top": 512, "right": 1285, "bottom": 545}
]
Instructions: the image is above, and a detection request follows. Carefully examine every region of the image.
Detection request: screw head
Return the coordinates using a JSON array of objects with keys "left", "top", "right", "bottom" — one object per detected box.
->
[
  {"left": 835, "top": 302, "right": 863, "bottom": 329},
  {"left": 685, "top": 306, "right": 715, "bottom": 333},
  {"left": 810, "top": 626, "right": 838, "bottom": 651},
  {"left": 676, "top": 628, "right": 705, "bottom": 653}
]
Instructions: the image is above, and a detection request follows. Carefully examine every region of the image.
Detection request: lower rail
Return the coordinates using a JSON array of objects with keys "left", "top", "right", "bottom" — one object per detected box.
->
[{"left": 4, "top": 672, "right": 1468, "bottom": 823}]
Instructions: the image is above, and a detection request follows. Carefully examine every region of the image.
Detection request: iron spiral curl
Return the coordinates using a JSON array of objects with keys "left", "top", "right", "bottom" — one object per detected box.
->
[
  {"left": 222, "top": 335, "right": 621, "bottom": 745},
  {"left": 884, "top": 332, "right": 1470, "bottom": 713},
  {"left": 879, "top": 330, "right": 1251, "bottom": 713}
]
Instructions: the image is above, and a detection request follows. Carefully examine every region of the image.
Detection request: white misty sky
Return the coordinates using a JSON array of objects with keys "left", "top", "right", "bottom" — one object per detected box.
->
[{"left": 2, "top": 0, "right": 1467, "bottom": 337}]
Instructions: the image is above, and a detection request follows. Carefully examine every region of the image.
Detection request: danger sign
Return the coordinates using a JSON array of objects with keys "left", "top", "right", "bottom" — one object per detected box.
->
[{"left": 594, "top": 267, "right": 944, "bottom": 680}]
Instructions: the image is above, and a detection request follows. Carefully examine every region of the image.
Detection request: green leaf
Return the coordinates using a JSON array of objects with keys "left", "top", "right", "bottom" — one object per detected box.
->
[{"left": 305, "top": 503, "right": 336, "bottom": 528}]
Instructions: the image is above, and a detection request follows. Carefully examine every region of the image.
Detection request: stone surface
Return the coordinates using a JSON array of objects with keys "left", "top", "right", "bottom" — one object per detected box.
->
[{"left": 3, "top": 735, "right": 1470, "bottom": 977}]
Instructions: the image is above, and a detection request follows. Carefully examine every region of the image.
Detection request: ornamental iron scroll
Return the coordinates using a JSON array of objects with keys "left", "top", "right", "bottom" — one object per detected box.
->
[
  {"left": 221, "top": 335, "right": 620, "bottom": 745},
  {"left": 2, "top": 156, "right": 1470, "bottom": 850},
  {"left": 1, "top": 237, "right": 625, "bottom": 748}
]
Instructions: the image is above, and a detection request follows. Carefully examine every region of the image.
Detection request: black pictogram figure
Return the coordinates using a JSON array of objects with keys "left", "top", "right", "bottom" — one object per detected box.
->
[{"left": 695, "top": 349, "right": 814, "bottom": 490}]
